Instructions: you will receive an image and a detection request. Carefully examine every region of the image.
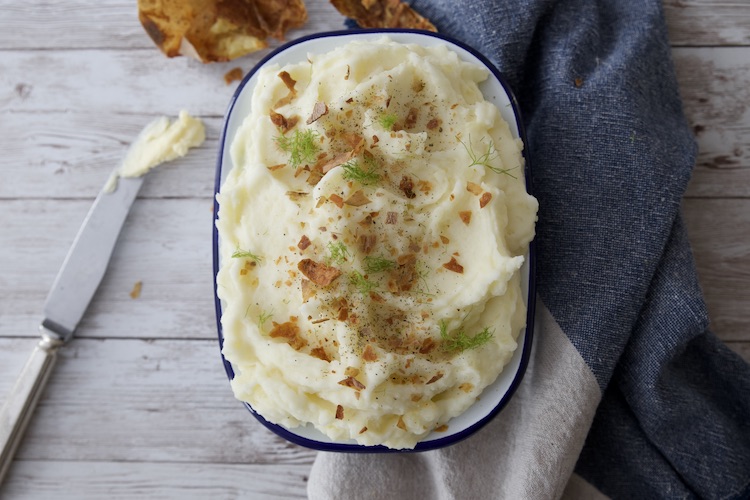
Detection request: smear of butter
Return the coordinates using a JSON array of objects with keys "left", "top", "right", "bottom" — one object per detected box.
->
[{"left": 105, "top": 110, "right": 205, "bottom": 192}]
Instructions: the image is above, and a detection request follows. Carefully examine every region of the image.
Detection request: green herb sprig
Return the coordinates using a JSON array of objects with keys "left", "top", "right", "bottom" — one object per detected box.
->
[
  {"left": 459, "top": 137, "right": 517, "bottom": 178},
  {"left": 275, "top": 129, "right": 320, "bottom": 168},
  {"left": 413, "top": 260, "right": 435, "bottom": 296},
  {"left": 232, "top": 248, "right": 262, "bottom": 264},
  {"left": 326, "top": 241, "right": 350, "bottom": 265},
  {"left": 349, "top": 271, "right": 378, "bottom": 295},
  {"left": 363, "top": 255, "right": 396, "bottom": 273},
  {"left": 379, "top": 113, "right": 398, "bottom": 131},
  {"left": 341, "top": 160, "right": 380, "bottom": 186},
  {"left": 439, "top": 320, "right": 494, "bottom": 352},
  {"left": 258, "top": 309, "right": 274, "bottom": 328}
]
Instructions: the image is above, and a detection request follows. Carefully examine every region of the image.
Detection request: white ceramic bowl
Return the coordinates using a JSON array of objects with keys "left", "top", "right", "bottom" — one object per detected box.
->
[{"left": 212, "top": 29, "right": 537, "bottom": 452}]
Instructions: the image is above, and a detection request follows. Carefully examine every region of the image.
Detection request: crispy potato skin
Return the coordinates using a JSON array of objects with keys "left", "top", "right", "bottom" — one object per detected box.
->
[
  {"left": 138, "top": 0, "right": 436, "bottom": 62},
  {"left": 329, "top": 0, "right": 436, "bottom": 31},
  {"left": 137, "top": 0, "right": 307, "bottom": 62}
]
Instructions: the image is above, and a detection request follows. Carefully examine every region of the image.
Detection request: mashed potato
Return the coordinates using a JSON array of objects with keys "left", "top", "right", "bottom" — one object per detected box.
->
[{"left": 215, "top": 37, "right": 538, "bottom": 449}]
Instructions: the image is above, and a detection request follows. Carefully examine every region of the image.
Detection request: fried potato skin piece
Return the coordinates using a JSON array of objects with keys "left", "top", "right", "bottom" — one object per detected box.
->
[
  {"left": 329, "top": 0, "right": 436, "bottom": 31},
  {"left": 138, "top": 0, "right": 308, "bottom": 62}
]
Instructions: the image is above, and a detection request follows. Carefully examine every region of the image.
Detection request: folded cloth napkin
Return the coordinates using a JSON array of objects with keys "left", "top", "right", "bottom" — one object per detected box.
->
[{"left": 307, "top": 1, "right": 750, "bottom": 498}]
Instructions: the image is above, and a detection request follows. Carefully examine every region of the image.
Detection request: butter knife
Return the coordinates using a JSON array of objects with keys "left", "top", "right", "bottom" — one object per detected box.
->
[{"left": 0, "top": 172, "right": 144, "bottom": 485}]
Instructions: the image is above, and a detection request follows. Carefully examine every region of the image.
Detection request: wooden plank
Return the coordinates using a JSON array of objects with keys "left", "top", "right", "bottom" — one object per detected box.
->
[
  {"left": 0, "top": 1, "right": 148, "bottom": 50},
  {"left": 0, "top": 111, "right": 221, "bottom": 200},
  {"left": 1, "top": 198, "right": 747, "bottom": 346},
  {"left": 727, "top": 342, "right": 750, "bottom": 364},
  {"left": 664, "top": 0, "right": 750, "bottom": 47},
  {"left": 2, "top": 0, "right": 750, "bottom": 51},
  {"left": 0, "top": 461, "right": 310, "bottom": 499},
  {"left": 0, "top": 2, "right": 344, "bottom": 121},
  {"left": 1, "top": 47, "right": 748, "bottom": 198},
  {"left": 0, "top": 0, "right": 345, "bottom": 50},
  {"left": 0, "top": 198, "right": 217, "bottom": 340},
  {"left": 1, "top": 338, "right": 746, "bottom": 497},
  {"left": 0, "top": 49, "right": 240, "bottom": 116},
  {"left": 0, "top": 337, "right": 317, "bottom": 465},
  {"left": 0, "top": 340, "right": 28, "bottom": 400},
  {"left": 683, "top": 199, "right": 750, "bottom": 341},
  {"left": 672, "top": 48, "right": 750, "bottom": 198}
]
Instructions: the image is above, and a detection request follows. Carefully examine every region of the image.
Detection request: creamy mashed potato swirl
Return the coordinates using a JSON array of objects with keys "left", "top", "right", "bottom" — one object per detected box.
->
[{"left": 216, "top": 37, "right": 538, "bottom": 449}]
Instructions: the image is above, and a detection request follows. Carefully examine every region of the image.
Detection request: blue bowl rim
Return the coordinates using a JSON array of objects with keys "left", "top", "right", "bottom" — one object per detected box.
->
[{"left": 212, "top": 28, "right": 537, "bottom": 453}]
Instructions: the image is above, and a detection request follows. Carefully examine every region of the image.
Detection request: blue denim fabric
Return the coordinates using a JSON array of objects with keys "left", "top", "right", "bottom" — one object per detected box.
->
[{"left": 382, "top": 0, "right": 750, "bottom": 497}]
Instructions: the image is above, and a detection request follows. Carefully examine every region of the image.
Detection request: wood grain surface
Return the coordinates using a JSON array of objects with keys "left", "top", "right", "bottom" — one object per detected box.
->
[{"left": 1, "top": 1, "right": 748, "bottom": 498}]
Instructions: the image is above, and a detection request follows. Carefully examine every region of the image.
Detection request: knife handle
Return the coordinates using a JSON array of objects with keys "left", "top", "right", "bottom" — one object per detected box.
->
[{"left": 0, "top": 332, "right": 63, "bottom": 486}]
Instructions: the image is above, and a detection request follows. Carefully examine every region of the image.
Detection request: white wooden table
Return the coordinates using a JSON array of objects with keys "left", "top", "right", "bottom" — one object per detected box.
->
[{"left": 1, "top": 1, "right": 748, "bottom": 498}]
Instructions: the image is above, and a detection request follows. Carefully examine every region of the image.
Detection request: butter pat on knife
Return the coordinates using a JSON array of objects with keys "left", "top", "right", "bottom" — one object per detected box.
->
[{"left": 105, "top": 110, "right": 205, "bottom": 192}]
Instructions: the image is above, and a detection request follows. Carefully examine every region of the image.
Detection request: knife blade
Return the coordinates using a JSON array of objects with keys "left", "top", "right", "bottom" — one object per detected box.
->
[
  {"left": 0, "top": 171, "right": 144, "bottom": 485},
  {"left": 42, "top": 175, "right": 144, "bottom": 340}
]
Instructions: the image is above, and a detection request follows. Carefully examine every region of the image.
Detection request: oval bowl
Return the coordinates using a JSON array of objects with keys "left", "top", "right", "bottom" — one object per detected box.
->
[{"left": 212, "top": 29, "right": 536, "bottom": 452}]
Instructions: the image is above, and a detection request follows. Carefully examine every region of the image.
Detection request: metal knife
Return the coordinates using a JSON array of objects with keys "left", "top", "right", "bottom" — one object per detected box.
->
[{"left": 0, "top": 172, "right": 145, "bottom": 485}]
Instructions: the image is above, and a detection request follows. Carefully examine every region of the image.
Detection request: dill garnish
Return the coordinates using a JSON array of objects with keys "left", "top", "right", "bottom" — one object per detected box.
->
[
  {"left": 378, "top": 113, "right": 398, "bottom": 131},
  {"left": 363, "top": 255, "right": 396, "bottom": 273},
  {"left": 258, "top": 309, "right": 274, "bottom": 328},
  {"left": 413, "top": 260, "right": 434, "bottom": 296},
  {"left": 459, "top": 137, "right": 517, "bottom": 178},
  {"left": 274, "top": 129, "right": 320, "bottom": 167},
  {"left": 232, "top": 248, "right": 262, "bottom": 263},
  {"left": 439, "top": 320, "right": 494, "bottom": 352},
  {"left": 341, "top": 160, "right": 380, "bottom": 186},
  {"left": 349, "top": 271, "right": 378, "bottom": 295},
  {"left": 326, "top": 241, "right": 350, "bottom": 265}
]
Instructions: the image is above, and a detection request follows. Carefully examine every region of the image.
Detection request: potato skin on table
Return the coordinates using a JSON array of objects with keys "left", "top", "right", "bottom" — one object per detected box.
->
[
  {"left": 329, "top": 0, "right": 436, "bottom": 31},
  {"left": 137, "top": 0, "right": 308, "bottom": 62}
]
